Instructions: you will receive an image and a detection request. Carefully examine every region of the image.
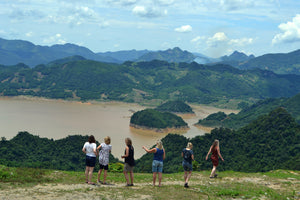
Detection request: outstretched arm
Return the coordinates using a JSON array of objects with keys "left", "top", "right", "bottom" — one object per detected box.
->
[{"left": 142, "top": 146, "right": 157, "bottom": 153}]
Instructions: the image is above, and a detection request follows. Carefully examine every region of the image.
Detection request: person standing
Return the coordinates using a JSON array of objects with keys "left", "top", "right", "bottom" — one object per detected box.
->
[
  {"left": 206, "top": 139, "right": 224, "bottom": 178},
  {"left": 142, "top": 140, "right": 166, "bottom": 187},
  {"left": 82, "top": 135, "right": 97, "bottom": 185},
  {"left": 121, "top": 137, "right": 135, "bottom": 186},
  {"left": 182, "top": 142, "right": 194, "bottom": 188},
  {"left": 97, "top": 136, "right": 112, "bottom": 185}
]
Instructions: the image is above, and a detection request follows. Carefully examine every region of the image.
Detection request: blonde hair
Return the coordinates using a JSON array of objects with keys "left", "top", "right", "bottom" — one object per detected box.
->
[
  {"left": 104, "top": 136, "right": 111, "bottom": 145},
  {"left": 187, "top": 142, "right": 193, "bottom": 149},
  {"left": 212, "top": 139, "right": 219, "bottom": 149},
  {"left": 125, "top": 137, "right": 132, "bottom": 146},
  {"left": 156, "top": 140, "right": 163, "bottom": 150}
]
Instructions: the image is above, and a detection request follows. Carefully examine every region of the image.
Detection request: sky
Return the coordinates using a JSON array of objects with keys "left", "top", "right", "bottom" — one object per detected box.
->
[{"left": 1, "top": 0, "right": 300, "bottom": 58}]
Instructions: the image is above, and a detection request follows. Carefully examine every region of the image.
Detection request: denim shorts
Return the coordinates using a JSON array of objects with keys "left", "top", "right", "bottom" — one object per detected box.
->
[
  {"left": 152, "top": 160, "right": 163, "bottom": 173},
  {"left": 182, "top": 160, "right": 193, "bottom": 171},
  {"left": 86, "top": 155, "right": 96, "bottom": 167}
]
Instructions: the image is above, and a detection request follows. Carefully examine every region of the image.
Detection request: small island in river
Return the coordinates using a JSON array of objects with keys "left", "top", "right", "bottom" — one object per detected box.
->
[{"left": 130, "top": 108, "right": 189, "bottom": 132}]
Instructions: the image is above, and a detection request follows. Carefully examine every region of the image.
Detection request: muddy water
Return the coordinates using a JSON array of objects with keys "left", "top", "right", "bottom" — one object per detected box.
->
[{"left": 0, "top": 97, "right": 238, "bottom": 158}]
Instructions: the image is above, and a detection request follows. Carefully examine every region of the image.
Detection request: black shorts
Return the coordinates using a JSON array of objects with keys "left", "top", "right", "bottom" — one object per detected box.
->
[
  {"left": 99, "top": 164, "right": 108, "bottom": 170},
  {"left": 86, "top": 155, "right": 96, "bottom": 167}
]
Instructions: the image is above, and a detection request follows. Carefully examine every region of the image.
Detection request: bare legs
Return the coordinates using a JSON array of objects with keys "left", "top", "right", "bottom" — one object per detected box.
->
[
  {"left": 85, "top": 166, "right": 95, "bottom": 184},
  {"left": 123, "top": 171, "right": 134, "bottom": 185},
  {"left": 210, "top": 165, "right": 217, "bottom": 178},
  {"left": 152, "top": 172, "right": 162, "bottom": 186},
  {"left": 98, "top": 169, "right": 108, "bottom": 183},
  {"left": 184, "top": 171, "right": 192, "bottom": 184}
]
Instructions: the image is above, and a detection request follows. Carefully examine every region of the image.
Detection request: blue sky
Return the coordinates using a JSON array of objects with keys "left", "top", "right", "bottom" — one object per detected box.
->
[{"left": 1, "top": 0, "right": 300, "bottom": 57}]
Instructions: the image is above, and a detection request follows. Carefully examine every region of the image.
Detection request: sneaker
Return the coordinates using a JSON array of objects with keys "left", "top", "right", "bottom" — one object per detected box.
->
[
  {"left": 214, "top": 174, "right": 218, "bottom": 178},
  {"left": 184, "top": 183, "right": 189, "bottom": 188}
]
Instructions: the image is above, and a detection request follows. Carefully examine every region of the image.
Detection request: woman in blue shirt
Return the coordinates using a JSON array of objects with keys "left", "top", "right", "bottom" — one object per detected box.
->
[{"left": 142, "top": 140, "right": 166, "bottom": 187}]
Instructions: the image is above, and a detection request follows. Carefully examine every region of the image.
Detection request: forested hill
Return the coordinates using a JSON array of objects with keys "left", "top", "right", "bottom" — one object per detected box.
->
[
  {"left": 0, "top": 132, "right": 119, "bottom": 171},
  {"left": 197, "top": 93, "right": 300, "bottom": 129},
  {"left": 1, "top": 60, "right": 300, "bottom": 104},
  {"left": 135, "top": 107, "right": 300, "bottom": 173}
]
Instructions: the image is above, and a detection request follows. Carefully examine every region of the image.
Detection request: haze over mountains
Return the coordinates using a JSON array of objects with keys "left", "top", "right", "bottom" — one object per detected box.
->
[{"left": 1, "top": 37, "right": 299, "bottom": 75}]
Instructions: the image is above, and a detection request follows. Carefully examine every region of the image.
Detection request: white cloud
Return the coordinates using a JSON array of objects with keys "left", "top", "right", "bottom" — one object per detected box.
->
[
  {"left": 207, "top": 32, "right": 228, "bottom": 47},
  {"left": 272, "top": 14, "right": 300, "bottom": 44},
  {"left": 174, "top": 25, "right": 192, "bottom": 33},
  {"left": 25, "top": 31, "right": 34, "bottom": 37},
  {"left": 191, "top": 36, "right": 204, "bottom": 43},
  {"left": 229, "top": 38, "right": 253, "bottom": 46},
  {"left": 43, "top": 33, "right": 66, "bottom": 45},
  {"left": 132, "top": 5, "right": 167, "bottom": 18}
]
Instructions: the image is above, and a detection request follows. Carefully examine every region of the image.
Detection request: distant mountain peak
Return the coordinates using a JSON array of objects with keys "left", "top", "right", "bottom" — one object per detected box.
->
[{"left": 221, "top": 51, "right": 255, "bottom": 62}]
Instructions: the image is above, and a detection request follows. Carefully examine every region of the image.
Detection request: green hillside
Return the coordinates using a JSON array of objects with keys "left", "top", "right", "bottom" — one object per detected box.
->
[
  {"left": 1, "top": 60, "right": 300, "bottom": 105},
  {"left": 130, "top": 108, "right": 188, "bottom": 129},
  {"left": 197, "top": 93, "right": 300, "bottom": 129},
  {"left": 0, "top": 132, "right": 119, "bottom": 171},
  {"left": 155, "top": 100, "right": 194, "bottom": 113},
  {"left": 135, "top": 107, "right": 300, "bottom": 173},
  {"left": 239, "top": 49, "right": 300, "bottom": 75}
]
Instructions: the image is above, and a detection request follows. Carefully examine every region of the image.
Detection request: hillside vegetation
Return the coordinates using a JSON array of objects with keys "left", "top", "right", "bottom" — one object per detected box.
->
[
  {"left": 197, "top": 93, "right": 300, "bottom": 129},
  {"left": 1, "top": 60, "right": 300, "bottom": 105},
  {"left": 135, "top": 107, "right": 300, "bottom": 173}
]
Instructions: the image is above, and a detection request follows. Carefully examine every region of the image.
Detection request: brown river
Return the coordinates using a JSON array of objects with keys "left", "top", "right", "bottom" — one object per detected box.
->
[{"left": 0, "top": 97, "right": 238, "bottom": 158}]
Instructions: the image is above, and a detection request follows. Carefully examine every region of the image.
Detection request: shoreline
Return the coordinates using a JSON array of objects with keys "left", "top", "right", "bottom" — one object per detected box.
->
[{"left": 129, "top": 123, "right": 190, "bottom": 133}]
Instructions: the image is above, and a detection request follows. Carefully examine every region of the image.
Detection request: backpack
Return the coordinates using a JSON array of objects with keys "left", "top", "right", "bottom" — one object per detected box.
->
[{"left": 183, "top": 149, "right": 191, "bottom": 160}]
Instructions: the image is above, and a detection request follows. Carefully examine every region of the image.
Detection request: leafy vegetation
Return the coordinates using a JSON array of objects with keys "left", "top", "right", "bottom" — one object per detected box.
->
[
  {"left": 196, "top": 93, "right": 300, "bottom": 129},
  {"left": 130, "top": 108, "right": 188, "bottom": 129},
  {"left": 136, "top": 107, "right": 300, "bottom": 173},
  {"left": 155, "top": 100, "right": 194, "bottom": 113},
  {"left": 1, "top": 60, "right": 300, "bottom": 105},
  {"left": 0, "top": 132, "right": 119, "bottom": 171}
]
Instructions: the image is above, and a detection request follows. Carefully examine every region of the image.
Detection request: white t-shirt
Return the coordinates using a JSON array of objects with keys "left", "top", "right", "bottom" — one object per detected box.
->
[
  {"left": 83, "top": 142, "right": 96, "bottom": 157},
  {"left": 99, "top": 143, "right": 112, "bottom": 166}
]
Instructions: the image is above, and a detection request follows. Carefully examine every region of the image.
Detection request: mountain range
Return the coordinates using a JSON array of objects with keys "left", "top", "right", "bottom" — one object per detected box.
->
[
  {"left": 1, "top": 59, "right": 300, "bottom": 105},
  {"left": 1, "top": 37, "right": 300, "bottom": 75}
]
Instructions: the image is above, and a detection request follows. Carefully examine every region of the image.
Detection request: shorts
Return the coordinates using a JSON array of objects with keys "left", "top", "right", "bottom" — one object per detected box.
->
[
  {"left": 182, "top": 160, "right": 193, "bottom": 171},
  {"left": 86, "top": 155, "right": 96, "bottom": 167},
  {"left": 152, "top": 160, "right": 163, "bottom": 173},
  {"left": 99, "top": 164, "right": 109, "bottom": 170},
  {"left": 124, "top": 163, "right": 134, "bottom": 172}
]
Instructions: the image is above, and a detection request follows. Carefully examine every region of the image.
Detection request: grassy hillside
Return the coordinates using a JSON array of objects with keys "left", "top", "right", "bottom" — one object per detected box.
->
[{"left": 0, "top": 166, "right": 299, "bottom": 200}]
